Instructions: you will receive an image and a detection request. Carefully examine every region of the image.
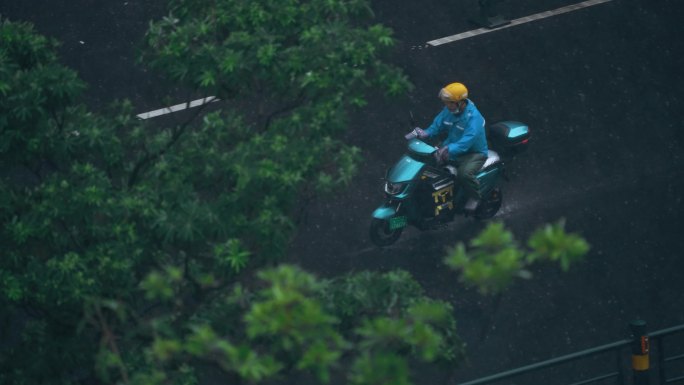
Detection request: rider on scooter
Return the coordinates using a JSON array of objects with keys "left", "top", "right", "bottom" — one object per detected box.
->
[{"left": 413, "top": 82, "right": 488, "bottom": 212}]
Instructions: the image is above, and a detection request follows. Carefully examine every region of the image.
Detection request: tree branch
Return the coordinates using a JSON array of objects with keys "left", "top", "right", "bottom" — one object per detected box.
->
[
  {"left": 49, "top": 107, "right": 65, "bottom": 134},
  {"left": 262, "top": 89, "right": 307, "bottom": 133},
  {"left": 95, "top": 304, "right": 130, "bottom": 384},
  {"left": 57, "top": 218, "right": 86, "bottom": 253},
  {"left": 127, "top": 99, "right": 213, "bottom": 189}
]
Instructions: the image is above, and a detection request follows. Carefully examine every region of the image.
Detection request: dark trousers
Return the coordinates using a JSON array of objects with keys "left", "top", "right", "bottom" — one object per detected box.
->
[{"left": 451, "top": 152, "right": 487, "bottom": 200}]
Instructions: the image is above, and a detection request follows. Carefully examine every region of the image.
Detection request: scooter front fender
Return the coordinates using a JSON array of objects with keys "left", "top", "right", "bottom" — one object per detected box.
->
[{"left": 372, "top": 204, "right": 398, "bottom": 220}]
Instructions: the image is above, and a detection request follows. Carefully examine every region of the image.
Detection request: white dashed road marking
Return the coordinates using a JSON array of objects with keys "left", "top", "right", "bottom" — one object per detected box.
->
[
  {"left": 137, "top": 0, "right": 614, "bottom": 119},
  {"left": 427, "top": 0, "right": 615, "bottom": 47},
  {"left": 136, "top": 96, "right": 219, "bottom": 120}
]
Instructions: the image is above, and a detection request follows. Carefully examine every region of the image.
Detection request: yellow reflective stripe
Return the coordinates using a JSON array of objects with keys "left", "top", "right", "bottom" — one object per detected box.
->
[{"left": 632, "top": 354, "right": 649, "bottom": 371}]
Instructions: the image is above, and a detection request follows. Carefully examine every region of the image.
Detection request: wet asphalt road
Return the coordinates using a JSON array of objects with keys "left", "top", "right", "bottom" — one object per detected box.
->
[
  {"left": 2, "top": 0, "right": 684, "bottom": 382},
  {"left": 297, "top": 0, "right": 684, "bottom": 381}
]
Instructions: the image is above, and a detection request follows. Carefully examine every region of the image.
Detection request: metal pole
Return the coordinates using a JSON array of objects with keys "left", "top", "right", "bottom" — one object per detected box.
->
[
  {"left": 657, "top": 336, "right": 665, "bottom": 385},
  {"left": 472, "top": 0, "right": 510, "bottom": 29},
  {"left": 615, "top": 348, "right": 625, "bottom": 385},
  {"left": 630, "top": 319, "right": 650, "bottom": 385}
]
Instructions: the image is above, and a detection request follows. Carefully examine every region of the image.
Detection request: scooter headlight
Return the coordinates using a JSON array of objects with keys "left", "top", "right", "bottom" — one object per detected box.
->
[{"left": 384, "top": 181, "right": 407, "bottom": 196}]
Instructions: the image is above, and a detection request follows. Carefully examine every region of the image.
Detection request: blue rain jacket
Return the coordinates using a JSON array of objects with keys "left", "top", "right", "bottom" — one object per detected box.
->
[{"left": 424, "top": 99, "right": 488, "bottom": 159}]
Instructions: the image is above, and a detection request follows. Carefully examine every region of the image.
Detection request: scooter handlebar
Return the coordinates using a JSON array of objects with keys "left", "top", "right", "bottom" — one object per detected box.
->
[
  {"left": 405, "top": 127, "right": 427, "bottom": 140},
  {"left": 404, "top": 130, "right": 418, "bottom": 140}
]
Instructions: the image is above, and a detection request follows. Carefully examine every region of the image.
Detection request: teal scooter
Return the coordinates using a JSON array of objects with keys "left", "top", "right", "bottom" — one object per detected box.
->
[{"left": 369, "top": 121, "right": 530, "bottom": 247}]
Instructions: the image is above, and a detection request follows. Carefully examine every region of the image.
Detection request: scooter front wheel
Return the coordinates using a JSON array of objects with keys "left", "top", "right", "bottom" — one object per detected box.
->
[{"left": 369, "top": 218, "right": 403, "bottom": 247}]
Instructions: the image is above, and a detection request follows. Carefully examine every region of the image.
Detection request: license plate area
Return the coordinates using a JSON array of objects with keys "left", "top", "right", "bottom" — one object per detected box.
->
[{"left": 389, "top": 216, "right": 407, "bottom": 230}]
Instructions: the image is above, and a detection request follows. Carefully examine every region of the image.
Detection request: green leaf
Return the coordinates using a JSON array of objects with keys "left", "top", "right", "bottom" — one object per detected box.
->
[
  {"left": 1, "top": 272, "right": 24, "bottom": 301},
  {"left": 140, "top": 271, "right": 174, "bottom": 300},
  {"left": 152, "top": 338, "right": 182, "bottom": 361},
  {"left": 350, "top": 353, "right": 411, "bottom": 385},
  {"left": 198, "top": 70, "right": 215, "bottom": 87},
  {"left": 215, "top": 239, "right": 251, "bottom": 273},
  {"left": 527, "top": 219, "right": 590, "bottom": 270}
]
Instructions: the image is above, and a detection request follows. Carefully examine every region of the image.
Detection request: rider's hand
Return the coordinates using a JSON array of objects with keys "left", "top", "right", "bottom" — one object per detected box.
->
[
  {"left": 404, "top": 127, "right": 428, "bottom": 140},
  {"left": 414, "top": 127, "right": 429, "bottom": 139},
  {"left": 434, "top": 146, "right": 449, "bottom": 165}
]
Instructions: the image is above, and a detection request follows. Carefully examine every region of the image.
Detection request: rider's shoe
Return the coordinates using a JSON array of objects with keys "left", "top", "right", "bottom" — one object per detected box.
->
[{"left": 464, "top": 198, "right": 480, "bottom": 214}]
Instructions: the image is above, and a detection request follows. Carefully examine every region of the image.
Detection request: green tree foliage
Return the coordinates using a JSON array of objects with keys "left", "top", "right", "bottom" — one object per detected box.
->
[
  {"left": 0, "top": 20, "right": 85, "bottom": 164},
  {"left": 130, "top": 266, "right": 463, "bottom": 385},
  {"left": 142, "top": 0, "right": 409, "bottom": 105},
  {"left": 444, "top": 220, "right": 590, "bottom": 295},
  {"left": 0, "top": 5, "right": 455, "bottom": 384},
  {"left": 0, "top": 1, "right": 589, "bottom": 382}
]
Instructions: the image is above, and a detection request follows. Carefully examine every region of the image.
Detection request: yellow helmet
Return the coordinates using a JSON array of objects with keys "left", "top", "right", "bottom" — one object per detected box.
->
[{"left": 438, "top": 82, "right": 468, "bottom": 102}]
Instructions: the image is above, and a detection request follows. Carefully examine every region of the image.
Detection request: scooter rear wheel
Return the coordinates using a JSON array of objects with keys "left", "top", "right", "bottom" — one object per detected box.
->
[
  {"left": 474, "top": 188, "right": 503, "bottom": 220},
  {"left": 369, "top": 218, "right": 403, "bottom": 247}
]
